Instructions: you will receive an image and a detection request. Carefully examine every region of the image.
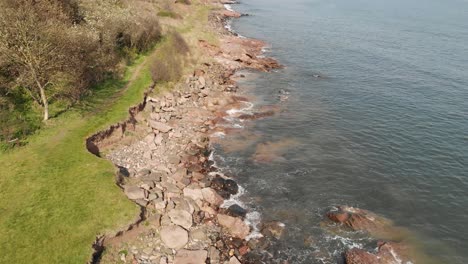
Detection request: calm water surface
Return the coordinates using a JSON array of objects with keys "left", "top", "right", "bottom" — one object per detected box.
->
[{"left": 214, "top": 0, "right": 468, "bottom": 263}]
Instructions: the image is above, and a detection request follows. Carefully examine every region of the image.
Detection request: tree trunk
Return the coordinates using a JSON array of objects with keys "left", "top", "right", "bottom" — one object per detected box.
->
[{"left": 38, "top": 84, "right": 49, "bottom": 121}]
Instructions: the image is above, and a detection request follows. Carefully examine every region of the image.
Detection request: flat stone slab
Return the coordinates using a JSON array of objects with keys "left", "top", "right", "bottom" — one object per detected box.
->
[
  {"left": 174, "top": 249, "right": 207, "bottom": 264},
  {"left": 149, "top": 120, "right": 173, "bottom": 133},
  {"left": 160, "top": 225, "right": 188, "bottom": 249},
  {"left": 168, "top": 209, "right": 193, "bottom": 229},
  {"left": 124, "top": 186, "right": 146, "bottom": 200}
]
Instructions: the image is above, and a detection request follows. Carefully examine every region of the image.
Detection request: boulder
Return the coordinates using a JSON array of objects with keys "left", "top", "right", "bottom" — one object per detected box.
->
[
  {"left": 229, "top": 256, "right": 241, "bottom": 264},
  {"left": 345, "top": 242, "right": 412, "bottom": 264},
  {"left": 198, "top": 76, "right": 206, "bottom": 88},
  {"left": 217, "top": 214, "right": 250, "bottom": 239},
  {"left": 183, "top": 188, "right": 204, "bottom": 201},
  {"left": 160, "top": 225, "right": 189, "bottom": 249},
  {"left": 345, "top": 248, "right": 378, "bottom": 264},
  {"left": 173, "top": 168, "right": 188, "bottom": 182},
  {"left": 174, "top": 249, "right": 207, "bottom": 264},
  {"left": 326, "top": 206, "right": 394, "bottom": 237},
  {"left": 202, "top": 188, "right": 224, "bottom": 206},
  {"left": 124, "top": 186, "right": 146, "bottom": 200},
  {"left": 226, "top": 204, "right": 247, "bottom": 218},
  {"left": 149, "top": 120, "right": 173, "bottom": 133},
  {"left": 168, "top": 209, "right": 193, "bottom": 229},
  {"left": 220, "top": 10, "right": 242, "bottom": 18},
  {"left": 208, "top": 246, "right": 220, "bottom": 264},
  {"left": 224, "top": 179, "right": 239, "bottom": 195}
]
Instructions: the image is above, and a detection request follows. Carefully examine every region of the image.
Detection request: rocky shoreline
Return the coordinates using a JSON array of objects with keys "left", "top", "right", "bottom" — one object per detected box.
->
[
  {"left": 85, "top": 1, "right": 284, "bottom": 263},
  {"left": 85, "top": 1, "right": 424, "bottom": 264}
]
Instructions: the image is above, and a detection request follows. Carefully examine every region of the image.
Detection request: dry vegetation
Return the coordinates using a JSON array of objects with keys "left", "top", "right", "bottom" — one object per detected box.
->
[{"left": 150, "top": 32, "right": 191, "bottom": 83}]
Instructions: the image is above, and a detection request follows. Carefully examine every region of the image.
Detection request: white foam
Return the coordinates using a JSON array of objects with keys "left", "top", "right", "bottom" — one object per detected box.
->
[
  {"left": 226, "top": 102, "right": 254, "bottom": 115},
  {"left": 245, "top": 211, "right": 264, "bottom": 240},
  {"left": 210, "top": 131, "right": 226, "bottom": 138},
  {"left": 221, "top": 184, "right": 246, "bottom": 208},
  {"left": 224, "top": 21, "right": 232, "bottom": 32},
  {"left": 224, "top": 4, "right": 234, "bottom": 12},
  {"left": 326, "top": 235, "right": 365, "bottom": 250}
]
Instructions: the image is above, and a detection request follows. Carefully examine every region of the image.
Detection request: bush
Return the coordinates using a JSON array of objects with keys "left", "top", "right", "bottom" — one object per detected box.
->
[
  {"left": 0, "top": 0, "right": 163, "bottom": 143},
  {"left": 150, "top": 32, "right": 190, "bottom": 83}
]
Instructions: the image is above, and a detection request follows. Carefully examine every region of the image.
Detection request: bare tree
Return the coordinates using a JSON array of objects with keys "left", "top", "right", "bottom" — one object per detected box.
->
[{"left": 0, "top": 3, "right": 71, "bottom": 121}]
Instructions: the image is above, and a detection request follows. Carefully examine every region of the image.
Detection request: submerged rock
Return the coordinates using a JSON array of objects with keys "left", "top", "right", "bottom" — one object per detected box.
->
[
  {"left": 261, "top": 221, "right": 285, "bottom": 240},
  {"left": 345, "top": 241, "right": 412, "bottom": 264}
]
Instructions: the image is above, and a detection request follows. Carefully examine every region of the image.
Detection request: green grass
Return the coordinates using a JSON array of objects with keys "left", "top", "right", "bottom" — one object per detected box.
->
[
  {"left": 157, "top": 10, "right": 179, "bottom": 19},
  {"left": 0, "top": 1, "right": 214, "bottom": 262},
  {"left": 0, "top": 52, "right": 155, "bottom": 264}
]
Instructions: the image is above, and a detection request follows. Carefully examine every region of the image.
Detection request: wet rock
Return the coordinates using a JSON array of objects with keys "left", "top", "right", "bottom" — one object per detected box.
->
[
  {"left": 224, "top": 179, "right": 239, "bottom": 195},
  {"left": 261, "top": 221, "right": 285, "bottom": 240},
  {"left": 168, "top": 209, "right": 193, "bottom": 229},
  {"left": 174, "top": 249, "right": 207, "bottom": 264},
  {"left": 210, "top": 176, "right": 238, "bottom": 198},
  {"left": 239, "top": 245, "right": 250, "bottom": 256},
  {"left": 160, "top": 225, "right": 189, "bottom": 249},
  {"left": 345, "top": 241, "right": 412, "bottom": 264},
  {"left": 149, "top": 121, "right": 173, "bottom": 133},
  {"left": 238, "top": 111, "right": 275, "bottom": 120},
  {"left": 326, "top": 206, "right": 394, "bottom": 236},
  {"left": 217, "top": 214, "right": 250, "bottom": 239},
  {"left": 220, "top": 10, "right": 242, "bottom": 18},
  {"left": 345, "top": 248, "right": 378, "bottom": 264},
  {"left": 226, "top": 204, "right": 247, "bottom": 218},
  {"left": 211, "top": 176, "right": 225, "bottom": 189},
  {"left": 124, "top": 186, "right": 146, "bottom": 200}
]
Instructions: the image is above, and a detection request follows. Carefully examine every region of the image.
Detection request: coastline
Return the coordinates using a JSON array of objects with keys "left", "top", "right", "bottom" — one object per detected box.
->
[
  {"left": 85, "top": 1, "right": 426, "bottom": 264},
  {"left": 85, "top": 1, "right": 282, "bottom": 263}
]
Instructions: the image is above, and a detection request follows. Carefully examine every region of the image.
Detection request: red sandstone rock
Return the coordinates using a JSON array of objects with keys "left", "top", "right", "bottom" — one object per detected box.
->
[
  {"left": 326, "top": 206, "right": 394, "bottom": 236},
  {"left": 220, "top": 10, "right": 242, "bottom": 18},
  {"left": 345, "top": 242, "right": 412, "bottom": 264},
  {"left": 239, "top": 245, "right": 250, "bottom": 256},
  {"left": 345, "top": 248, "right": 379, "bottom": 264},
  {"left": 326, "top": 211, "right": 349, "bottom": 223}
]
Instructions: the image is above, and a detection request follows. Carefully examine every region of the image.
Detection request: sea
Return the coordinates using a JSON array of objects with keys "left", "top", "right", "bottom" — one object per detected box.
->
[{"left": 212, "top": 0, "right": 468, "bottom": 263}]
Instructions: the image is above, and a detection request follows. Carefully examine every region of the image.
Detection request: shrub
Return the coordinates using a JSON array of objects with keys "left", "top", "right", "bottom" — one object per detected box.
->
[{"left": 150, "top": 32, "right": 190, "bottom": 83}]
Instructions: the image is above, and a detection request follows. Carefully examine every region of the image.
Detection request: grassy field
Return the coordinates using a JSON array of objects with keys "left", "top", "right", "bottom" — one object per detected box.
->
[
  {"left": 0, "top": 1, "right": 218, "bottom": 263},
  {"left": 0, "top": 52, "right": 155, "bottom": 263}
]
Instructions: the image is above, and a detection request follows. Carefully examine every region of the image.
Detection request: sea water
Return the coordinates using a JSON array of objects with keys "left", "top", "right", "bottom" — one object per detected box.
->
[{"left": 214, "top": 0, "right": 468, "bottom": 263}]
